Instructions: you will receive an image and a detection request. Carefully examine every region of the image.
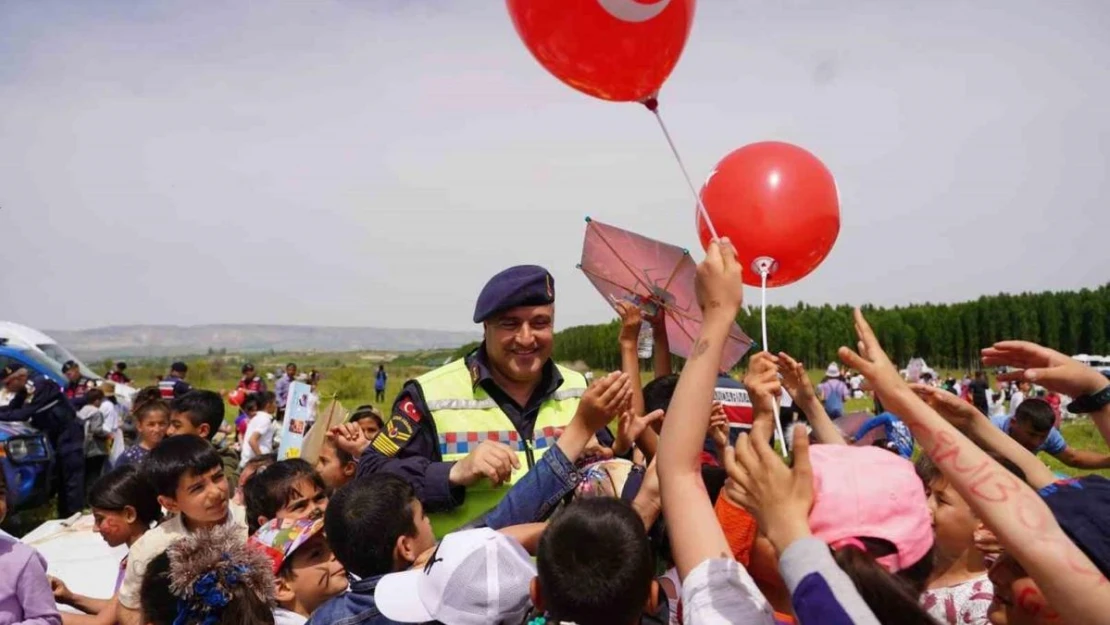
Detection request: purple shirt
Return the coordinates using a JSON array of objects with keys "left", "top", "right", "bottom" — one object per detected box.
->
[{"left": 0, "top": 533, "right": 61, "bottom": 625}]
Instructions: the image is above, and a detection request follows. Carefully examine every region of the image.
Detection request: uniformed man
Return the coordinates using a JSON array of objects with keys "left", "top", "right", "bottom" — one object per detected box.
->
[
  {"left": 237, "top": 363, "right": 267, "bottom": 394},
  {"left": 61, "top": 360, "right": 96, "bottom": 409},
  {"left": 106, "top": 361, "right": 131, "bottom": 385},
  {"left": 158, "top": 361, "right": 192, "bottom": 399},
  {"left": 0, "top": 364, "right": 86, "bottom": 517},
  {"left": 352, "top": 265, "right": 621, "bottom": 535}
]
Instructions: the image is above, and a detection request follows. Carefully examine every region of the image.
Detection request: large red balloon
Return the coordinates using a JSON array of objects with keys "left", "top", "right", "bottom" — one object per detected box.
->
[
  {"left": 506, "top": 0, "right": 696, "bottom": 103},
  {"left": 697, "top": 142, "right": 840, "bottom": 288}
]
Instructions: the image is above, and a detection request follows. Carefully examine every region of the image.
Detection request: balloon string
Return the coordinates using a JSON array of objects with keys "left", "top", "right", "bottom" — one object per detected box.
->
[
  {"left": 647, "top": 105, "right": 721, "bottom": 241},
  {"left": 761, "top": 268, "right": 788, "bottom": 458}
]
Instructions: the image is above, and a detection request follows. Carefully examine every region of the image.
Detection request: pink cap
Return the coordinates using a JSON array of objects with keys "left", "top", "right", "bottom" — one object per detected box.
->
[{"left": 807, "top": 444, "right": 933, "bottom": 572}]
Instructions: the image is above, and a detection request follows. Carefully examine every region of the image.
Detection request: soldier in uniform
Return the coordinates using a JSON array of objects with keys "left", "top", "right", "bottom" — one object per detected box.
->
[
  {"left": 0, "top": 364, "right": 87, "bottom": 517},
  {"left": 344, "top": 265, "right": 629, "bottom": 536},
  {"left": 237, "top": 363, "right": 267, "bottom": 394},
  {"left": 158, "top": 361, "right": 192, "bottom": 399},
  {"left": 61, "top": 360, "right": 96, "bottom": 410}
]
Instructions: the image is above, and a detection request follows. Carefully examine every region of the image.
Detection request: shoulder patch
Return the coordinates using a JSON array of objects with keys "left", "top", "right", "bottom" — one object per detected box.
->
[
  {"left": 398, "top": 397, "right": 423, "bottom": 423},
  {"left": 371, "top": 399, "right": 421, "bottom": 457}
]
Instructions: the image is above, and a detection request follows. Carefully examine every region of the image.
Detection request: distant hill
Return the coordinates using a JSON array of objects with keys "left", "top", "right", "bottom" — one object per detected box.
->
[{"left": 46, "top": 324, "right": 479, "bottom": 360}]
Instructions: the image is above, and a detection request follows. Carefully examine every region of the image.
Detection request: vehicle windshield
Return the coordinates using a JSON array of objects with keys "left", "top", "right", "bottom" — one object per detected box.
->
[
  {"left": 13, "top": 347, "right": 67, "bottom": 378},
  {"left": 37, "top": 343, "right": 100, "bottom": 380}
]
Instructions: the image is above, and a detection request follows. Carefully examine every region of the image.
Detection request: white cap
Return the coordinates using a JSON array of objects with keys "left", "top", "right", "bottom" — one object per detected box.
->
[
  {"left": 826, "top": 363, "right": 841, "bottom": 377},
  {"left": 374, "top": 528, "right": 536, "bottom": 625}
]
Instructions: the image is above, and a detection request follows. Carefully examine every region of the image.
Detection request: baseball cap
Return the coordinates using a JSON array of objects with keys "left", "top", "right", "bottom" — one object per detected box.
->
[
  {"left": 242, "top": 363, "right": 255, "bottom": 373},
  {"left": 62, "top": 360, "right": 80, "bottom": 374},
  {"left": 247, "top": 517, "right": 327, "bottom": 574},
  {"left": 0, "top": 364, "right": 26, "bottom": 383},
  {"left": 171, "top": 361, "right": 188, "bottom": 373},
  {"left": 807, "top": 444, "right": 932, "bottom": 572},
  {"left": 374, "top": 528, "right": 536, "bottom": 625},
  {"left": 1040, "top": 475, "right": 1110, "bottom": 578}
]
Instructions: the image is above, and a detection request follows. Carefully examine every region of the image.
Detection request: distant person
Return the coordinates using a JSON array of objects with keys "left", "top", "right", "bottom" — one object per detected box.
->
[
  {"left": 106, "top": 361, "right": 132, "bottom": 385},
  {"left": 238, "top": 363, "right": 267, "bottom": 394},
  {"left": 77, "top": 387, "right": 112, "bottom": 487},
  {"left": 62, "top": 360, "right": 96, "bottom": 409},
  {"left": 0, "top": 364, "right": 87, "bottom": 518},
  {"left": 241, "top": 391, "right": 278, "bottom": 469},
  {"left": 374, "top": 365, "right": 387, "bottom": 403},
  {"left": 968, "top": 370, "right": 989, "bottom": 415},
  {"left": 1010, "top": 380, "right": 1030, "bottom": 413},
  {"left": 275, "top": 362, "right": 297, "bottom": 418},
  {"left": 116, "top": 399, "right": 170, "bottom": 468},
  {"left": 991, "top": 398, "right": 1110, "bottom": 470},
  {"left": 849, "top": 411, "right": 915, "bottom": 459},
  {"left": 816, "top": 363, "right": 850, "bottom": 419},
  {"left": 158, "top": 362, "right": 191, "bottom": 399}
]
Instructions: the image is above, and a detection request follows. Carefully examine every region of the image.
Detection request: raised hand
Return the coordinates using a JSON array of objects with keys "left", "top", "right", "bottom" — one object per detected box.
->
[
  {"left": 448, "top": 440, "right": 521, "bottom": 487},
  {"left": 709, "top": 402, "right": 729, "bottom": 451},
  {"left": 695, "top": 238, "right": 744, "bottom": 324},
  {"left": 327, "top": 423, "right": 370, "bottom": 459},
  {"left": 910, "top": 383, "right": 980, "bottom": 432},
  {"left": 983, "top": 341, "right": 1108, "bottom": 398},
  {"left": 723, "top": 425, "right": 814, "bottom": 554},
  {"left": 614, "top": 409, "right": 664, "bottom": 456},
  {"left": 576, "top": 371, "right": 632, "bottom": 433},
  {"left": 836, "top": 308, "right": 909, "bottom": 409},
  {"left": 743, "top": 352, "right": 781, "bottom": 442},
  {"left": 616, "top": 300, "right": 644, "bottom": 349},
  {"left": 778, "top": 352, "right": 816, "bottom": 403}
]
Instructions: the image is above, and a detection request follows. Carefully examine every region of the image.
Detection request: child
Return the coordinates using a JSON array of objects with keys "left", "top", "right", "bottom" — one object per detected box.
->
[
  {"left": 168, "top": 390, "right": 241, "bottom": 495},
  {"left": 242, "top": 392, "right": 278, "bottom": 469},
  {"left": 530, "top": 498, "right": 657, "bottom": 625},
  {"left": 116, "top": 435, "right": 247, "bottom": 625},
  {"left": 116, "top": 400, "right": 170, "bottom": 468},
  {"left": 314, "top": 437, "right": 357, "bottom": 491},
  {"left": 50, "top": 464, "right": 163, "bottom": 624},
  {"left": 77, "top": 387, "right": 111, "bottom": 485},
  {"left": 0, "top": 469, "right": 61, "bottom": 625},
  {"left": 348, "top": 405, "right": 383, "bottom": 442},
  {"left": 308, "top": 474, "right": 436, "bottom": 625},
  {"left": 917, "top": 455, "right": 1026, "bottom": 625},
  {"left": 374, "top": 527, "right": 536, "bottom": 624},
  {"left": 235, "top": 453, "right": 277, "bottom": 506},
  {"left": 243, "top": 459, "right": 328, "bottom": 534},
  {"left": 236, "top": 395, "right": 260, "bottom": 442},
  {"left": 139, "top": 525, "right": 275, "bottom": 625},
  {"left": 248, "top": 518, "right": 349, "bottom": 625}
]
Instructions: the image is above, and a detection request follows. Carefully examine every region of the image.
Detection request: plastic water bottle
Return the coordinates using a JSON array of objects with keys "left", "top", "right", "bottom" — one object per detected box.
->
[{"left": 637, "top": 322, "right": 654, "bottom": 359}]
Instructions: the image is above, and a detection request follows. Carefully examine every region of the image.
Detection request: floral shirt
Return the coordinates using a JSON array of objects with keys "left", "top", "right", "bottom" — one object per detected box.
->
[{"left": 920, "top": 575, "right": 993, "bottom": 625}]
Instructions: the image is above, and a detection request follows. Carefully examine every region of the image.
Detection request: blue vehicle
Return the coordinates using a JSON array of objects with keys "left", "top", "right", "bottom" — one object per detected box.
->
[{"left": 0, "top": 340, "right": 60, "bottom": 513}]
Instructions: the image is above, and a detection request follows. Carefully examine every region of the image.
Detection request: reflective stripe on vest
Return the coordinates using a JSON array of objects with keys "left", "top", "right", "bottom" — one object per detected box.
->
[
  {"left": 158, "top": 380, "right": 176, "bottom": 399},
  {"left": 416, "top": 358, "right": 585, "bottom": 537}
]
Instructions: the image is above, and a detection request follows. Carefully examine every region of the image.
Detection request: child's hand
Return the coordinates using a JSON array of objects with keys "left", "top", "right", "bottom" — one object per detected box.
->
[
  {"left": 616, "top": 300, "right": 644, "bottom": 349},
  {"left": 709, "top": 402, "right": 729, "bottom": 451},
  {"left": 49, "top": 576, "right": 72, "bottom": 604},
  {"left": 614, "top": 409, "right": 664, "bottom": 456},
  {"left": 743, "top": 352, "right": 781, "bottom": 441},
  {"left": 327, "top": 424, "right": 370, "bottom": 459},
  {"left": 837, "top": 308, "right": 911, "bottom": 407},
  {"left": 723, "top": 425, "right": 814, "bottom": 555},
  {"left": 695, "top": 238, "right": 743, "bottom": 324},
  {"left": 910, "top": 383, "right": 981, "bottom": 432},
  {"left": 984, "top": 341, "right": 1109, "bottom": 399},
  {"left": 778, "top": 352, "right": 816, "bottom": 403},
  {"left": 576, "top": 371, "right": 632, "bottom": 433}
]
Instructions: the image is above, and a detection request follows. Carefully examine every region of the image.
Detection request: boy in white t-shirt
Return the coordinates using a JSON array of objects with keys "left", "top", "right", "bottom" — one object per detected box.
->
[{"left": 242, "top": 391, "right": 278, "bottom": 468}]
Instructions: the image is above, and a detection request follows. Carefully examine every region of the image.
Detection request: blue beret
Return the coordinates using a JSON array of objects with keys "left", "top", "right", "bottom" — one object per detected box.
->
[{"left": 473, "top": 265, "right": 555, "bottom": 323}]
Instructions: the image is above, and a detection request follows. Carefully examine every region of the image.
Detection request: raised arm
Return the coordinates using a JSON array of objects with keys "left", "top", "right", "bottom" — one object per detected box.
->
[
  {"left": 841, "top": 309, "right": 1110, "bottom": 625},
  {"left": 646, "top": 307, "right": 673, "bottom": 379},
  {"left": 779, "top": 352, "right": 847, "bottom": 445},
  {"left": 657, "top": 239, "right": 742, "bottom": 580},
  {"left": 614, "top": 302, "right": 659, "bottom": 460}
]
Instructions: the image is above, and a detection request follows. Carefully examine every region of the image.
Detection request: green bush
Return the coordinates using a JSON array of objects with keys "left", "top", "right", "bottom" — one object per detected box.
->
[{"left": 319, "top": 367, "right": 375, "bottom": 402}]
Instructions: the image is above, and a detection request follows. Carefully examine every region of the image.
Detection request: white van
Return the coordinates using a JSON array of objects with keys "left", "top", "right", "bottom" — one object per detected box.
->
[{"left": 0, "top": 321, "right": 136, "bottom": 409}]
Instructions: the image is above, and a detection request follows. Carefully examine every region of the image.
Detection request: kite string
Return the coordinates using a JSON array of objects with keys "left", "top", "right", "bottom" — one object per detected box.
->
[
  {"left": 644, "top": 100, "right": 720, "bottom": 241},
  {"left": 761, "top": 267, "right": 789, "bottom": 459}
]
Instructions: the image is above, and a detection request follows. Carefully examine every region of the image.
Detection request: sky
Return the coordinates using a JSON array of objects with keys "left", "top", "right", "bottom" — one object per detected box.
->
[{"left": 1, "top": 0, "right": 1108, "bottom": 334}]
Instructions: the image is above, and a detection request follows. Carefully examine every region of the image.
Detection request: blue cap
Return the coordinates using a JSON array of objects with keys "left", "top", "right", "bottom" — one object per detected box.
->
[
  {"left": 1041, "top": 475, "right": 1110, "bottom": 578},
  {"left": 473, "top": 265, "right": 555, "bottom": 323}
]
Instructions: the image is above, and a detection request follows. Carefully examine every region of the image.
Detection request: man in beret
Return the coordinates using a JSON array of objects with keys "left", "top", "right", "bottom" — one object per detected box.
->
[{"left": 342, "top": 265, "right": 623, "bottom": 536}]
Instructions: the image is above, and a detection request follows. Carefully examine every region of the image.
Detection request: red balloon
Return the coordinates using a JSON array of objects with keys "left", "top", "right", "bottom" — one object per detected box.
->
[
  {"left": 228, "top": 389, "right": 245, "bottom": 407},
  {"left": 506, "top": 0, "right": 696, "bottom": 103},
  {"left": 697, "top": 142, "right": 840, "bottom": 288}
]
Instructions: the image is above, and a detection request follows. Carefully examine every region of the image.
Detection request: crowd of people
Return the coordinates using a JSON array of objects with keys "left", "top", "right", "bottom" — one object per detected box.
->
[{"left": 2, "top": 241, "right": 1110, "bottom": 625}]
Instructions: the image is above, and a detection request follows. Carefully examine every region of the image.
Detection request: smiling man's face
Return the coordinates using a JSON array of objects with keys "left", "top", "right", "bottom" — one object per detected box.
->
[{"left": 484, "top": 304, "right": 554, "bottom": 384}]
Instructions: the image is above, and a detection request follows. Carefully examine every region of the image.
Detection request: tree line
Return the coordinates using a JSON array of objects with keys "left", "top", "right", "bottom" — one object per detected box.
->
[{"left": 551, "top": 284, "right": 1110, "bottom": 372}]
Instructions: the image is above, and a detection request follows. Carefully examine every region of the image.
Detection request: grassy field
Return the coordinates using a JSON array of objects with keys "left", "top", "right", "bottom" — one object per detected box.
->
[{"left": 5, "top": 349, "right": 1107, "bottom": 535}]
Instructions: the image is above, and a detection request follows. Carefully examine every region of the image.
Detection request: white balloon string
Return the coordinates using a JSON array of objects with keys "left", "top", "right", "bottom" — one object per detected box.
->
[
  {"left": 761, "top": 268, "right": 788, "bottom": 458},
  {"left": 650, "top": 108, "right": 721, "bottom": 241}
]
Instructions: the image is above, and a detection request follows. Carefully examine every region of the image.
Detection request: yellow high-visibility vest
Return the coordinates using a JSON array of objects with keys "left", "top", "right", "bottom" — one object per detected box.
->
[{"left": 417, "top": 358, "right": 585, "bottom": 537}]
